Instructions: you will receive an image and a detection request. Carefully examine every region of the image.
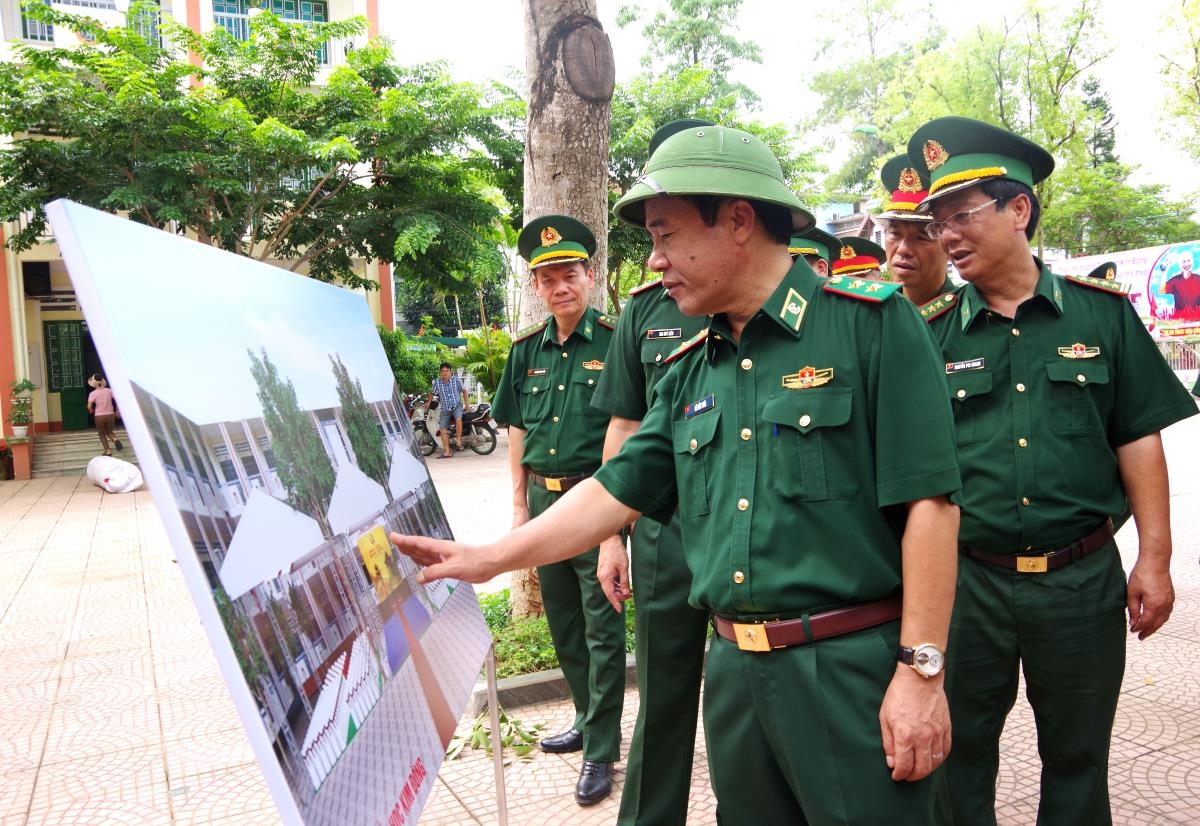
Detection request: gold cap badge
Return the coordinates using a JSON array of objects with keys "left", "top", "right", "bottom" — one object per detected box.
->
[
  {"left": 840, "top": 245, "right": 856, "bottom": 260},
  {"left": 898, "top": 167, "right": 923, "bottom": 193},
  {"left": 923, "top": 139, "right": 950, "bottom": 171},
  {"left": 540, "top": 226, "right": 562, "bottom": 246}
]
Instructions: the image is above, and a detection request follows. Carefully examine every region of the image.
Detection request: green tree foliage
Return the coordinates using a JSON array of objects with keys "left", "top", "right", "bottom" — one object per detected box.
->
[
  {"left": 1081, "top": 77, "right": 1118, "bottom": 168},
  {"left": 376, "top": 326, "right": 447, "bottom": 397},
  {"left": 330, "top": 353, "right": 390, "bottom": 496},
  {"left": 248, "top": 347, "right": 335, "bottom": 535},
  {"left": 454, "top": 327, "right": 512, "bottom": 398},
  {"left": 1162, "top": 0, "right": 1200, "bottom": 161},
  {"left": 394, "top": 269, "right": 507, "bottom": 334},
  {"left": 0, "top": 2, "right": 522, "bottom": 291},
  {"left": 214, "top": 587, "right": 270, "bottom": 695}
]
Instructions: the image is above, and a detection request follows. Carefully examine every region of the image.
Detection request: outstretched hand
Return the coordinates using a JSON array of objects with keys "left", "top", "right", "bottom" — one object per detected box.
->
[{"left": 388, "top": 533, "right": 497, "bottom": 585}]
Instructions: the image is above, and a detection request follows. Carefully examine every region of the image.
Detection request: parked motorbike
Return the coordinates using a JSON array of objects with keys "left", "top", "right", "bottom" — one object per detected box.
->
[{"left": 409, "top": 396, "right": 497, "bottom": 457}]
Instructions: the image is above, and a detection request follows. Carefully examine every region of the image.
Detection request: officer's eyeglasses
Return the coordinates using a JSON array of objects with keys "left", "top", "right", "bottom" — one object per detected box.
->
[{"left": 927, "top": 199, "right": 999, "bottom": 239}]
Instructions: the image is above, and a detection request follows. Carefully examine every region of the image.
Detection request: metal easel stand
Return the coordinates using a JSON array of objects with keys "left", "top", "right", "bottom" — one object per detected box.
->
[{"left": 486, "top": 643, "right": 509, "bottom": 826}]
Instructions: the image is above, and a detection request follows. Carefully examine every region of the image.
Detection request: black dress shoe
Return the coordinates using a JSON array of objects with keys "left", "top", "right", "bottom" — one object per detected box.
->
[
  {"left": 575, "top": 760, "right": 612, "bottom": 805},
  {"left": 539, "top": 728, "right": 583, "bottom": 753}
]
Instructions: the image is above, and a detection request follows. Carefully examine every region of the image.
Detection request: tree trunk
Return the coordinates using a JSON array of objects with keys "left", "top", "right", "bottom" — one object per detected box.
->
[{"left": 513, "top": 0, "right": 615, "bottom": 620}]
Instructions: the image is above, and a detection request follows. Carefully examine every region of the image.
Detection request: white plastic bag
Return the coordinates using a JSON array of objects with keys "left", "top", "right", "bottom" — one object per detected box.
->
[{"left": 86, "top": 455, "right": 143, "bottom": 493}]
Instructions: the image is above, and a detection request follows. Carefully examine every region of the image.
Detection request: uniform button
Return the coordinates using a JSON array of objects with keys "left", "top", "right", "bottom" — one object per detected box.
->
[
  {"left": 1012, "top": 328, "right": 1021, "bottom": 336},
  {"left": 740, "top": 428, "right": 752, "bottom": 441},
  {"left": 587, "top": 379, "right": 594, "bottom": 385},
  {"left": 553, "top": 416, "right": 559, "bottom": 423},
  {"left": 562, "top": 351, "right": 569, "bottom": 358},
  {"left": 1018, "top": 438, "right": 1028, "bottom": 447},
  {"left": 1076, "top": 374, "right": 1086, "bottom": 383},
  {"left": 558, "top": 384, "right": 564, "bottom": 391},
  {"left": 689, "top": 438, "right": 698, "bottom": 450},
  {"left": 532, "top": 387, "right": 539, "bottom": 394},
  {"left": 733, "top": 571, "right": 745, "bottom": 584},
  {"left": 737, "top": 498, "right": 749, "bottom": 511},
  {"left": 798, "top": 414, "right": 812, "bottom": 427},
  {"left": 1021, "top": 497, "right": 1030, "bottom": 506},
  {"left": 1016, "top": 383, "right": 1026, "bottom": 392},
  {"left": 956, "top": 389, "right": 966, "bottom": 399},
  {"left": 549, "top": 448, "right": 557, "bottom": 456},
  {"left": 741, "top": 358, "right": 753, "bottom": 370},
  {"left": 655, "top": 354, "right": 663, "bottom": 363}
]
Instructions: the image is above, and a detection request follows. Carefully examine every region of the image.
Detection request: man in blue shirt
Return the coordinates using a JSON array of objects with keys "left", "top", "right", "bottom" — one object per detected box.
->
[{"left": 427, "top": 361, "right": 469, "bottom": 458}]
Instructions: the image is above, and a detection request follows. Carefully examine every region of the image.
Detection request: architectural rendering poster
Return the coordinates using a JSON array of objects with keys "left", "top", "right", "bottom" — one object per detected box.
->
[{"left": 46, "top": 199, "right": 492, "bottom": 825}]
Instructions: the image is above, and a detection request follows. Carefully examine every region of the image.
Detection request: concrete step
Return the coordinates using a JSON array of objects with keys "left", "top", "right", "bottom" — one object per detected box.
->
[{"left": 30, "top": 428, "right": 140, "bottom": 478}]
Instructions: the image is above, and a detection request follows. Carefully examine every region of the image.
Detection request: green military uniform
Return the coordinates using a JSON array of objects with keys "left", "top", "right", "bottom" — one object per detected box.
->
[
  {"left": 591, "top": 278, "right": 709, "bottom": 826},
  {"left": 492, "top": 223, "right": 625, "bottom": 768},
  {"left": 910, "top": 117, "right": 1200, "bottom": 825},
  {"left": 593, "top": 259, "right": 962, "bottom": 825}
]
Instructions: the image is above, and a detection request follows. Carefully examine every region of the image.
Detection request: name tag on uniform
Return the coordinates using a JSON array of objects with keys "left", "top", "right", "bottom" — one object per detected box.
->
[
  {"left": 647, "top": 327, "right": 682, "bottom": 340},
  {"left": 527, "top": 367, "right": 548, "bottom": 376},
  {"left": 684, "top": 394, "right": 715, "bottom": 419},
  {"left": 945, "top": 358, "right": 986, "bottom": 374}
]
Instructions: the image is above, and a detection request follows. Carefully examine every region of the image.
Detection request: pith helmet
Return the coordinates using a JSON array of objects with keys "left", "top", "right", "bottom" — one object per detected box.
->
[
  {"left": 831, "top": 236, "right": 886, "bottom": 276},
  {"left": 613, "top": 124, "right": 815, "bottom": 233},
  {"left": 518, "top": 215, "right": 596, "bottom": 270},
  {"left": 908, "top": 116, "right": 1054, "bottom": 210},
  {"left": 788, "top": 225, "right": 841, "bottom": 266},
  {"left": 648, "top": 118, "right": 716, "bottom": 156},
  {"left": 879, "top": 154, "right": 932, "bottom": 222}
]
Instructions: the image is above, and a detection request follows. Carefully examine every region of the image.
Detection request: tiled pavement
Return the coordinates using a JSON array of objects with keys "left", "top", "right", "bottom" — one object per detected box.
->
[{"left": 2, "top": 416, "right": 1200, "bottom": 824}]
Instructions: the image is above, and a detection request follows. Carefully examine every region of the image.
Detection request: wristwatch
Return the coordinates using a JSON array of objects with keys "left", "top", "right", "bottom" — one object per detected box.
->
[{"left": 897, "top": 643, "right": 945, "bottom": 678}]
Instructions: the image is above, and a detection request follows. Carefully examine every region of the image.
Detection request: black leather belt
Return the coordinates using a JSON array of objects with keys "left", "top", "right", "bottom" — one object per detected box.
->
[
  {"left": 712, "top": 595, "right": 903, "bottom": 652},
  {"left": 528, "top": 471, "right": 592, "bottom": 493},
  {"left": 960, "top": 518, "right": 1115, "bottom": 574}
]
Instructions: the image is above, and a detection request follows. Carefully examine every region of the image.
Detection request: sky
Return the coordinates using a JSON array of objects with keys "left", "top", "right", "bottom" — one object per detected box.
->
[
  {"left": 381, "top": 0, "right": 1200, "bottom": 199},
  {"left": 48, "top": 200, "right": 397, "bottom": 425}
]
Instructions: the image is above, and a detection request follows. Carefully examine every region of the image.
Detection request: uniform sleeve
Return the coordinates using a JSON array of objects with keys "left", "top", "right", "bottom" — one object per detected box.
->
[
  {"left": 871, "top": 297, "right": 962, "bottom": 507},
  {"left": 1109, "top": 298, "right": 1198, "bottom": 445},
  {"left": 592, "top": 371, "right": 679, "bottom": 524},
  {"left": 491, "top": 345, "right": 523, "bottom": 428},
  {"left": 591, "top": 298, "right": 648, "bottom": 420}
]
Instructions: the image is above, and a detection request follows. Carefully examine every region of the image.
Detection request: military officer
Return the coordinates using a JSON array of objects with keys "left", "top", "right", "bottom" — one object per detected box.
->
[
  {"left": 910, "top": 116, "right": 1198, "bottom": 826},
  {"left": 788, "top": 224, "right": 841, "bottom": 276},
  {"left": 831, "top": 234, "right": 887, "bottom": 280},
  {"left": 592, "top": 119, "right": 715, "bottom": 826},
  {"left": 877, "top": 154, "right": 953, "bottom": 306},
  {"left": 392, "top": 124, "right": 962, "bottom": 825},
  {"left": 490, "top": 214, "right": 625, "bottom": 806}
]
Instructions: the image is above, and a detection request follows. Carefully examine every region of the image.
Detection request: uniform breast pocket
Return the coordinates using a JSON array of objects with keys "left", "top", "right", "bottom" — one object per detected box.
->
[
  {"left": 673, "top": 410, "right": 720, "bottom": 517},
  {"left": 640, "top": 339, "right": 679, "bottom": 377},
  {"left": 762, "top": 388, "right": 857, "bottom": 501},
  {"left": 520, "top": 376, "right": 552, "bottom": 423},
  {"left": 1045, "top": 360, "right": 1110, "bottom": 437},
  {"left": 572, "top": 371, "right": 608, "bottom": 422},
  {"left": 948, "top": 371, "right": 996, "bottom": 446}
]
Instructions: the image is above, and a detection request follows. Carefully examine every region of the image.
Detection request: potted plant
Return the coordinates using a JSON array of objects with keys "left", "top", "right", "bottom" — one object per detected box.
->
[{"left": 7, "top": 378, "right": 37, "bottom": 438}]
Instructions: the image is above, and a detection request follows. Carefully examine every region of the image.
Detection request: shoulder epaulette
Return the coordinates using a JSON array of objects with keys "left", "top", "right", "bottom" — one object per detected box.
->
[
  {"left": 664, "top": 327, "right": 709, "bottom": 364},
  {"left": 628, "top": 278, "right": 664, "bottom": 297},
  {"left": 1064, "top": 274, "right": 1131, "bottom": 296},
  {"left": 823, "top": 276, "right": 902, "bottom": 303},
  {"left": 919, "top": 291, "right": 959, "bottom": 322},
  {"left": 512, "top": 318, "right": 547, "bottom": 343},
  {"left": 597, "top": 313, "right": 617, "bottom": 330}
]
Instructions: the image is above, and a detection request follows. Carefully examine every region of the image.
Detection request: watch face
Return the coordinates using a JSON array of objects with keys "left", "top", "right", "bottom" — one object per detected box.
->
[{"left": 913, "top": 645, "right": 944, "bottom": 677}]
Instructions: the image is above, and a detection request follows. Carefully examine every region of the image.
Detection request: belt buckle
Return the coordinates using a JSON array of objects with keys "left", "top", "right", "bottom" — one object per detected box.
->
[
  {"left": 731, "top": 622, "right": 772, "bottom": 652},
  {"left": 544, "top": 477, "right": 562, "bottom": 492},
  {"left": 1015, "top": 554, "right": 1048, "bottom": 574}
]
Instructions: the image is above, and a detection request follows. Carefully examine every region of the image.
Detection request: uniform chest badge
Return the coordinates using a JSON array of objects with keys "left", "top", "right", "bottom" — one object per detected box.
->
[
  {"left": 581, "top": 359, "right": 604, "bottom": 370},
  {"left": 945, "top": 358, "right": 986, "bottom": 374},
  {"left": 527, "top": 367, "right": 549, "bottom": 376},
  {"left": 782, "top": 366, "right": 834, "bottom": 389},
  {"left": 684, "top": 394, "right": 715, "bottom": 419},
  {"left": 647, "top": 328, "right": 682, "bottom": 339},
  {"left": 1057, "top": 343, "right": 1100, "bottom": 359}
]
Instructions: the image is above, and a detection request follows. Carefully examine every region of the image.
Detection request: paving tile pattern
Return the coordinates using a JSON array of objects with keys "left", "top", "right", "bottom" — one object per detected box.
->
[{"left": 1, "top": 414, "right": 1199, "bottom": 824}]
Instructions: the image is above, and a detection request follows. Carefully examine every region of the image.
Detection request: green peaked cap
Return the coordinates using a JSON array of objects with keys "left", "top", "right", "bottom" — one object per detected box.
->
[
  {"left": 518, "top": 214, "right": 596, "bottom": 270},
  {"left": 831, "top": 235, "right": 885, "bottom": 276},
  {"left": 907, "top": 116, "right": 1054, "bottom": 210},
  {"left": 613, "top": 124, "right": 815, "bottom": 233},
  {"left": 879, "top": 154, "right": 932, "bottom": 221},
  {"left": 1087, "top": 261, "right": 1117, "bottom": 281},
  {"left": 789, "top": 225, "right": 840, "bottom": 264}
]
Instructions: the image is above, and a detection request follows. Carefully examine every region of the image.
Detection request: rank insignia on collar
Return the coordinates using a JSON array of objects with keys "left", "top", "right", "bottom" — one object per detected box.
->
[
  {"left": 1058, "top": 343, "right": 1100, "bottom": 359},
  {"left": 684, "top": 394, "right": 715, "bottom": 419},
  {"left": 779, "top": 288, "right": 808, "bottom": 331},
  {"left": 782, "top": 365, "right": 834, "bottom": 389},
  {"left": 647, "top": 327, "right": 682, "bottom": 339},
  {"left": 527, "top": 367, "right": 548, "bottom": 376},
  {"left": 920, "top": 292, "right": 958, "bottom": 322},
  {"left": 581, "top": 359, "right": 604, "bottom": 370}
]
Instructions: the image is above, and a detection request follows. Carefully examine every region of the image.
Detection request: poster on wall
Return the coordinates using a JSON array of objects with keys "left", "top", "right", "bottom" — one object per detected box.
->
[{"left": 47, "top": 199, "right": 492, "bottom": 826}]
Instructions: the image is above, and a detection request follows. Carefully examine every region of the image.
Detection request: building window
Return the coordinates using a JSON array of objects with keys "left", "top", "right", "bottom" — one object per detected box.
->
[
  {"left": 21, "top": 0, "right": 54, "bottom": 42},
  {"left": 128, "top": 0, "right": 161, "bottom": 46},
  {"left": 212, "top": 0, "right": 329, "bottom": 63}
]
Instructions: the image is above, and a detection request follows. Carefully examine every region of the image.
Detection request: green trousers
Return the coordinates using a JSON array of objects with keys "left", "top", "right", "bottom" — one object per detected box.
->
[
  {"left": 529, "top": 483, "right": 625, "bottom": 762},
  {"left": 617, "top": 512, "right": 709, "bottom": 826},
  {"left": 705, "top": 619, "right": 945, "bottom": 826},
  {"left": 939, "top": 544, "right": 1127, "bottom": 826}
]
